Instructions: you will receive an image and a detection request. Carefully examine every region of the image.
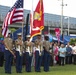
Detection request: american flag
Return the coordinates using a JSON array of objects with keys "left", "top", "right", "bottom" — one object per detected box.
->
[{"left": 2, "top": 0, "right": 24, "bottom": 37}]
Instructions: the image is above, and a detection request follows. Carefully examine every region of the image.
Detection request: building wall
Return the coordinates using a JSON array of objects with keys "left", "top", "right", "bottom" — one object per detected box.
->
[{"left": 0, "top": 5, "right": 76, "bottom": 34}]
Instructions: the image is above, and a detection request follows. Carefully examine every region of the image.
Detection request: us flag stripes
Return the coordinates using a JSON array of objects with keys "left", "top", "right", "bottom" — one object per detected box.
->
[{"left": 2, "top": 0, "right": 24, "bottom": 37}]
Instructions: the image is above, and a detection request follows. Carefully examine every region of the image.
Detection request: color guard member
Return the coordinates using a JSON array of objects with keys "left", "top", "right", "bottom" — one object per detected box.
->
[
  {"left": 43, "top": 35, "right": 50, "bottom": 72},
  {"left": 15, "top": 33, "right": 23, "bottom": 73},
  {"left": 34, "top": 34, "right": 43, "bottom": 72},
  {"left": 4, "top": 31, "right": 14, "bottom": 74},
  {"left": 24, "top": 35, "right": 34, "bottom": 72}
]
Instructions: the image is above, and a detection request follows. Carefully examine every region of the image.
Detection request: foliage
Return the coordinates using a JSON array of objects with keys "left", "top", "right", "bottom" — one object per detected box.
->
[
  {"left": 70, "top": 38, "right": 76, "bottom": 45},
  {"left": 0, "top": 28, "right": 16, "bottom": 38},
  {"left": 9, "top": 28, "right": 16, "bottom": 33},
  {"left": 0, "top": 28, "right": 3, "bottom": 38}
]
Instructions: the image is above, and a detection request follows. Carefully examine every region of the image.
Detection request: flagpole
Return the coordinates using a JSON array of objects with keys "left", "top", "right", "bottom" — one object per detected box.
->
[
  {"left": 30, "top": 0, "right": 33, "bottom": 41},
  {"left": 22, "top": 0, "right": 24, "bottom": 42},
  {"left": 40, "top": 0, "right": 42, "bottom": 35},
  {"left": 22, "top": 21, "right": 24, "bottom": 41},
  {"left": 40, "top": 0, "right": 43, "bottom": 35},
  {"left": 32, "top": 0, "right": 33, "bottom": 21}
]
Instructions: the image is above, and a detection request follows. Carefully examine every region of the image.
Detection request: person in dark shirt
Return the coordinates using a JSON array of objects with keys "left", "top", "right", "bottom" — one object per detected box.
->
[
  {"left": 66, "top": 43, "right": 72, "bottom": 64},
  {"left": 0, "top": 39, "right": 5, "bottom": 67}
]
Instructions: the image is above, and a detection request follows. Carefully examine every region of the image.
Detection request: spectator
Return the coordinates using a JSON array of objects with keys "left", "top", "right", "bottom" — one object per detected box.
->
[
  {"left": 72, "top": 43, "right": 76, "bottom": 64},
  {"left": 53, "top": 43, "right": 59, "bottom": 65},
  {"left": 66, "top": 43, "right": 72, "bottom": 64},
  {"left": 59, "top": 44, "right": 66, "bottom": 66},
  {"left": 0, "top": 39, "right": 5, "bottom": 67}
]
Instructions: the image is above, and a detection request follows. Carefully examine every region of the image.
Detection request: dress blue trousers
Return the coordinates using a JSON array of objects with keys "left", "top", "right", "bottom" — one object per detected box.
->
[
  {"left": 44, "top": 50, "right": 50, "bottom": 72},
  {"left": 5, "top": 50, "right": 13, "bottom": 73},
  {"left": 25, "top": 52, "right": 32, "bottom": 72},
  {"left": 16, "top": 51, "right": 23, "bottom": 72},
  {"left": 35, "top": 51, "right": 42, "bottom": 72}
]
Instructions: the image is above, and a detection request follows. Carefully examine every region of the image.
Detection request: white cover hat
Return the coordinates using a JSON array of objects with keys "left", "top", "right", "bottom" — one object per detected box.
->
[
  {"left": 17, "top": 33, "right": 22, "bottom": 35},
  {"left": 26, "top": 35, "right": 30, "bottom": 37}
]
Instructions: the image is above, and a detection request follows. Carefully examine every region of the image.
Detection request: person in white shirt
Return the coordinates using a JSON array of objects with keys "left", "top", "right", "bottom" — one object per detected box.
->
[
  {"left": 59, "top": 44, "right": 66, "bottom": 66},
  {"left": 72, "top": 43, "right": 76, "bottom": 64}
]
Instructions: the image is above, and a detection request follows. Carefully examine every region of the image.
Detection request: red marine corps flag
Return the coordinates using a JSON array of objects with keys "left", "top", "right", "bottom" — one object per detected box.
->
[
  {"left": 30, "top": 0, "right": 44, "bottom": 38},
  {"left": 30, "top": 11, "right": 41, "bottom": 38},
  {"left": 2, "top": 0, "right": 24, "bottom": 37}
]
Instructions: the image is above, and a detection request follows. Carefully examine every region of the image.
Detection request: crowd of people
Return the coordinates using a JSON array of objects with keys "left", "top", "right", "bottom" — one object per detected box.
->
[{"left": 0, "top": 31, "right": 76, "bottom": 74}]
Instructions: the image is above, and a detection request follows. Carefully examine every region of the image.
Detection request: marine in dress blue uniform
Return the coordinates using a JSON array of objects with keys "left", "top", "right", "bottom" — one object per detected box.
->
[
  {"left": 15, "top": 33, "right": 23, "bottom": 73},
  {"left": 4, "top": 31, "right": 14, "bottom": 74},
  {"left": 43, "top": 35, "right": 50, "bottom": 72},
  {"left": 34, "top": 34, "right": 43, "bottom": 72},
  {"left": 24, "top": 35, "right": 34, "bottom": 72}
]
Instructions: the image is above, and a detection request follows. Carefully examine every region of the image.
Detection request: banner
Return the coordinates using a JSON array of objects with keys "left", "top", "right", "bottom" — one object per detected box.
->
[
  {"left": 55, "top": 28, "right": 60, "bottom": 42},
  {"left": 30, "top": 0, "right": 44, "bottom": 38},
  {"left": 33, "top": 0, "right": 44, "bottom": 30}
]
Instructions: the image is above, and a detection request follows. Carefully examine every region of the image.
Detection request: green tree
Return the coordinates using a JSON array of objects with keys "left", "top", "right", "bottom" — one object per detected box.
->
[
  {"left": 9, "top": 28, "right": 16, "bottom": 33},
  {"left": 70, "top": 38, "right": 76, "bottom": 45}
]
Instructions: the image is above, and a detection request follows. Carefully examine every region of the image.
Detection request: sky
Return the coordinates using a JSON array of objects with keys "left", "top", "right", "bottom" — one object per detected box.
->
[{"left": 0, "top": 0, "right": 76, "bottom": 18}]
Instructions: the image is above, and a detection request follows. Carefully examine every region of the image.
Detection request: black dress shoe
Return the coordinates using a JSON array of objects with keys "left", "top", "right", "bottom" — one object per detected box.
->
[
  {"left": 8, "top": 72, "right": 11, "bottom": 74},
  {"left": 5, "top": 72, "right": 8, "bottom": 73},
  {"left": 19, "top": 72, "right": 22, "bottom": 73},
  {"left": 27, "top": 71, "right": 31, "bottom": 72},
  {"left": 5, "top": 72, "right": 11, "bottom": 74},
  {"left": 44, "top": 70, "right": 49, "bottom": 72},
  {"left": 36, "top": 71, "right": 41, "bottom": 72}
]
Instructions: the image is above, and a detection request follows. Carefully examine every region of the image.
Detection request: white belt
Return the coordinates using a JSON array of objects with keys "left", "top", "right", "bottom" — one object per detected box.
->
[
  {"left": 16, "top": 48, "right": 20, "bottom": 52},
  {"left": 35, "top": 47, "right": 40, "bottom": 51},
  {"left": 26, "top": 51, "right": 30, "bottom": 53},
  {"left": 5, "top": 48, "right": 8, "bottom": 50},
  {"left": 35, "top": 49, "right": 40, "bottom": 51},
  {"left": 16, "top": 48, "right": 22, "bottom": 56},
  {"left": 26, "top": 49, "right": 30, "bottom": 53}
]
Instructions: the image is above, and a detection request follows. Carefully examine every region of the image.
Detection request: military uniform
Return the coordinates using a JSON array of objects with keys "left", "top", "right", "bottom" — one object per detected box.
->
[
  {"left": 43, "top": 38, "right": 50, "bottom": 72},
  {"left": 4, "top": 37, "right": 13, "bottom": 74},
  {"left": 24, "top": 35, "right": 34, "bottom": 72},
  {"left": 34, "top": 39, "right": 43, "bottom": 72},
  {"left": 15, "top": 33, "right": 23, "bottom": 73}
]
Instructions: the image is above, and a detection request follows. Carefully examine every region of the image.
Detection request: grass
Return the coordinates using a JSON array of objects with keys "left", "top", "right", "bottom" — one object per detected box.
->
[{"left": 0, "top": 65, "right": 76, "bottom": 75}]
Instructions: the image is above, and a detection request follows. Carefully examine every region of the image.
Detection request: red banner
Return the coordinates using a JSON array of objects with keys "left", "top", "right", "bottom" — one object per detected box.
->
[
  {"left": 55, "top": 28, "right": 60, "bottom": 42},
  {"left": 30, "top": 0, "right": 44, "bottom": 38},
  {"left": 33, "top": 0, "right": 44, "bottom": 30},
  {"left": 30, "top": 11, "right": 41, "bottom": 38}
]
